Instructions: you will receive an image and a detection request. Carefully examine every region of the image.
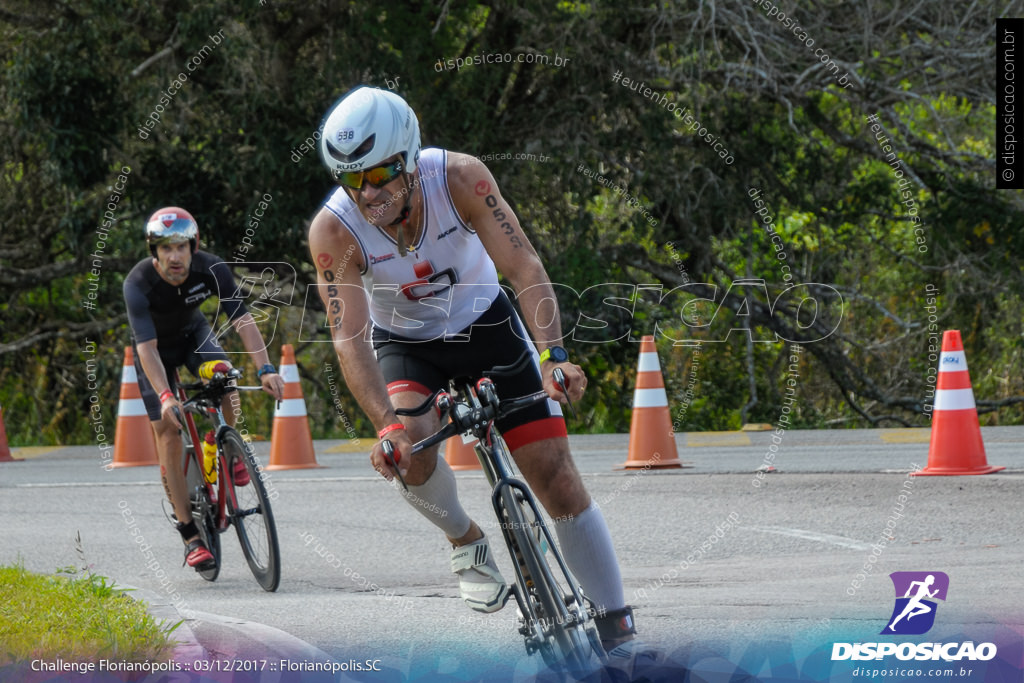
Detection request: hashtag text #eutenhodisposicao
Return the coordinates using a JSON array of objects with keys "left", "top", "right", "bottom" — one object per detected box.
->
[{"left": 611, "top": 70, "right": 734, "bottom": 165}]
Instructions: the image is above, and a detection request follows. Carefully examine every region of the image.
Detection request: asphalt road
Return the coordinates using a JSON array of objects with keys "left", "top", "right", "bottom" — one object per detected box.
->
[{"left": 2, "top": 428, "right": 1023, "bottom": 682}]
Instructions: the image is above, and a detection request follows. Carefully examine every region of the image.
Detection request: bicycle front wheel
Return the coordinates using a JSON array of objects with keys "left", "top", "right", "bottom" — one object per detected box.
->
[
  {"left": 500, "top": 483, "right": 595, "bottom": 673},
  {"left": 184, "top": 448, "right": 221, "bottom": 582},
  {"left": 221, "top": 429, "right": 280, "bottom": 592}
]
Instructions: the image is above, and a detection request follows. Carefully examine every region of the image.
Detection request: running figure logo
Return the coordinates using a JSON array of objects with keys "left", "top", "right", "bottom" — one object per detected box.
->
[{"left": 881, "top": 571, "right": 949, "bottom": 635}]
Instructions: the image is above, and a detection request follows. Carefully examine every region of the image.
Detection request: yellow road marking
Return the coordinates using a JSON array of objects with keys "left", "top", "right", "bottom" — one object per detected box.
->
[
  {"left": 686, "top": 431, "right": 751, "bottom": 447},
  {"left": 9, "top": 447, "right": 61, "bottom": 459},
  {"left": 879, "top": 429, "right": 930, "bottom": 443},
  {"left": 323, "top": 441, "right": 369, "bottom": 453}
]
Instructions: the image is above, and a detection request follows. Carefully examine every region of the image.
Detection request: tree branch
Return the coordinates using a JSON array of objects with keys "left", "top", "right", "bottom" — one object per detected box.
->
[{"left": 0, "top": 316, "right": 127, "bottom": 355}]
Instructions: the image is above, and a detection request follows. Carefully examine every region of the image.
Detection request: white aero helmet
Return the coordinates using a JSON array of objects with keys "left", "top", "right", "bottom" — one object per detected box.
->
[{"left": 319, "top": 86, "right": 421, "bottom": 181}]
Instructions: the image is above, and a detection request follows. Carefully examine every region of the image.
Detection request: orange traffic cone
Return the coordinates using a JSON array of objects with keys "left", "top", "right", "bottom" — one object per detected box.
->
[
  {"left": 915, "top": 330, "right": 1004, "bottom": 476},
  {"left": 111, "top": 347, "right": 159, "bottom": 467},
  {"left": 444, "top": 434, "right": 481, "bottom": 471},
  {"left": 1, "top": 403, "right": 20, "bottom": 462},
  {"left": 618, "top": 336, "right": 683, "bottom": 469},
  {"left": 266, "top": 345, "right": 322, "bottom": 470}
]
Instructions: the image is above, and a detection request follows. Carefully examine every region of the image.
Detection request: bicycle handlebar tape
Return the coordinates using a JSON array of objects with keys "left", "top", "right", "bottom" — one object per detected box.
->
[
  {"left": 0, "top": 402, "right": 19, "bottom": 462},
  {"left": 443, "top": 429, "right": 481, "bottom": 472},
  {"left": 618, "top": 335, "right": 684, "bottom": 470},
  {"left": 112, "top": 346, "right": 159, "bottom": 467},
  {"left": 915, "top": 330, "right": 1004, "bottom": 476},
  {"left": 266, "top": 344, "right": 322, "bottom": 470}
]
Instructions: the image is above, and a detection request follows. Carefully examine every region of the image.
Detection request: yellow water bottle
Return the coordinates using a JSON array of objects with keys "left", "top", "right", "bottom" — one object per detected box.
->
[
  {"left": 198, "top": 360, "right": 232, "bottom": 380},
  {"left": 201, "top": 430, "right": 218, "bottom": 484}
]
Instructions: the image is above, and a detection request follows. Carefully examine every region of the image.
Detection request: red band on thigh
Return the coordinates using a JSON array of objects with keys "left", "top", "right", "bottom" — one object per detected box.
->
[
  {"left": 387, "top": 380, "right": 433, "bottom": 397},
  {"left": 501, "top": 416, "right": 568, "bottom": 451}
]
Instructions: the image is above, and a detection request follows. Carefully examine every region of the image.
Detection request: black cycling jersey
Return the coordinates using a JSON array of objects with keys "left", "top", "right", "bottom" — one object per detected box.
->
[{"left": 123, "top": 250, "right": 247, "bottom": 347}]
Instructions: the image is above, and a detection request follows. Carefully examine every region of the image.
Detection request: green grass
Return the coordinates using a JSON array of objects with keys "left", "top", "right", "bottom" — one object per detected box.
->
[{"left": 0, "top": 562, "right": 176, "bottom": 666}]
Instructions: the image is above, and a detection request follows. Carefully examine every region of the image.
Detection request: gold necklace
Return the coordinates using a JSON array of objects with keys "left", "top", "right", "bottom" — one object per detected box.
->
[{"left": 395, "top": 194, "right": 424, "bottom": 256}]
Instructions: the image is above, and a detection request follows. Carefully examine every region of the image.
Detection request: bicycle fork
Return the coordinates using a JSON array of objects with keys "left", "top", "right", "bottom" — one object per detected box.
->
[
  {"left": 212, "top": 424, "right": 239, "bottom": 529},
  {"left": 492, "top": 481, "right": 590, "bottom": 646}
]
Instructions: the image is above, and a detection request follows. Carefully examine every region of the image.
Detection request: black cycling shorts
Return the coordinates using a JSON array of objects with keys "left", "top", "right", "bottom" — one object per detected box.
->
[
  {"left": 134, "top": 321, "right": 230, "bottom": 421},
  {"left": 372, "top": 292, "right": 567, "bottom": 451}
]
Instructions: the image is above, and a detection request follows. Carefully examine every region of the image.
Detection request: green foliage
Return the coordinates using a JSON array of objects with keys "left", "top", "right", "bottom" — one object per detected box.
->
[
  {"left": 0, "top": 562, "right": 173, "bottom": 665},
  {"left": 1, "top": 0, "right": 1021, "bottom": 443}
]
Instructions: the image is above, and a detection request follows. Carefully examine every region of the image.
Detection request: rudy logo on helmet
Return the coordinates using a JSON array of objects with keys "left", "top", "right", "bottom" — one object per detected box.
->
[{"left": 318, "top": 86, "right": 422, "bottom": 179}]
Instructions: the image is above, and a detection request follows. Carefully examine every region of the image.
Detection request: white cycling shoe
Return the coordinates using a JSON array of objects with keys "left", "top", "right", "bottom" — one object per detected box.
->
[{"left": 451, "top": 535, "right": 510, "bottom": 613}]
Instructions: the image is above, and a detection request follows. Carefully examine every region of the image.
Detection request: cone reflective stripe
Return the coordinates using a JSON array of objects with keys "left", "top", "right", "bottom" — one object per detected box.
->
[
  {"left": 444, "top": 434, "right": 481, "bottom": 471},
  {"left": 618, "top": 336, "right": 683, "bottom": 469},
  {"left": 267, "top": 344, "right": 322, "bottom": 470},
  {"left": 274, "top": 400, "right": 308, "bottom": 417},
  {"left": 1, "top": 404, "right": 19, "bottom": 462},
  {"left": 274, "top": 358, "right": 310, "bottom": 417},
  {"left": 932, "top": 350, "right": 975, "bottom": 410},
  {"left": 116, "top": 364, "right": 148, "bottom": 417},
  {"left": 112, "top": 346, "right": 159, "bottom": 467},
  {"left": 915, "top": 330, "right": 1004, "bottom": 476}
]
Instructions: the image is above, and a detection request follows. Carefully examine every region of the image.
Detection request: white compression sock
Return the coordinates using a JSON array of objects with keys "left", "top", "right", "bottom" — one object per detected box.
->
[
  {"left": 401, "top": 455, "right": 473, "bottom": 539},
  {"left": 553, "top": 500, "right": 626, "bottom": 613}
]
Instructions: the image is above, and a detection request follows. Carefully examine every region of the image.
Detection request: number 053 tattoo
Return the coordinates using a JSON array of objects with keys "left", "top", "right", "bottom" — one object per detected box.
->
[
  {"left": 319, "top": 263, "right": 342, "bottom": 324},
  {"left": 483, "top": 193, "right": 523, "bottom": 248}
]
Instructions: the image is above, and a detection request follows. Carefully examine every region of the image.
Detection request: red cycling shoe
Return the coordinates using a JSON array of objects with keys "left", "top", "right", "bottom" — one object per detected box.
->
[
  {"left": 232, "top": 457, "right": 250, "bottom": 487},
  {"left": 184, "top": 539, "right": 215, "bottom": 570}
]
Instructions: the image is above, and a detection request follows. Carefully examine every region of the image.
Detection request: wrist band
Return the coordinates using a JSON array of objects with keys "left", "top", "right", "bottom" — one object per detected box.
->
[
  {"left": 159, "top": 389, "right": 174, "bottom": 403},
  {"left": 377, "top": 423, "right": 405, "bottom": 439}
]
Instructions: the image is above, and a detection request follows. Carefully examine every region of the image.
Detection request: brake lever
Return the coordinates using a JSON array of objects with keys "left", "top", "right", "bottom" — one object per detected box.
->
[
  {"left": 171, "top": 405, "right": 185, "bottom": 431},
  {"left": 381, "top": 440, "right": 408, "bottom": 492},
  {"left": 552, "top": 367, "right": 577, "bottom": 420}
]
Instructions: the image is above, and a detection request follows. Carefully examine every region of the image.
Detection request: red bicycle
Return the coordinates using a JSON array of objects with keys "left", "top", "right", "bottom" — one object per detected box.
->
[{"left": 173, "top": 364, "right": 281, "bottom": 591}]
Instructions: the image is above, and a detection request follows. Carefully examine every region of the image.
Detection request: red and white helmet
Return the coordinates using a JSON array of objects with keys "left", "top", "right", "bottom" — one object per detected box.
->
[
  {"left": 319, "top": 86, "right": 421, "bottom": 180},
  {"left": 145, "top": 207, "right": 199, "bottom": 255}
]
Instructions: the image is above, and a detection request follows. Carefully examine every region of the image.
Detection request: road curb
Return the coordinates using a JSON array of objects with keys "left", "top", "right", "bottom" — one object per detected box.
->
[
  {"left": 121, "top": 583, "right": 335, "bottom": 667},
  {"left": 117, "top": 583, "right": 206, "bottom": 664},
  {"left": 188, "top": 610, "right": 335, "bottom": 662}
]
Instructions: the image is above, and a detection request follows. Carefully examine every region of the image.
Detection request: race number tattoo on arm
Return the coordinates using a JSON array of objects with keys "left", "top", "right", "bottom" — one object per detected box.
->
[
  {"left": 484, "top": 193, "right": 523, "bottom": 248},
  {"left": 324, "top": 270, "right": 341, "bottom": 299},
  {"left": 320, "top": 267, "right": 342, "bottom": 328}
]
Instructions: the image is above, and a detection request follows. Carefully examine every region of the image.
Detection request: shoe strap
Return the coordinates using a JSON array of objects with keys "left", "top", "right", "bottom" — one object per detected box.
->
[
  {"left": 451, "top": 540, "right": 490, "bottom": 573},
  {"left": 185, "top": 539, "right": 208, "bottom": 556},
  {"left": 595, "top": 605, "right": 637, "bottom": 642}
]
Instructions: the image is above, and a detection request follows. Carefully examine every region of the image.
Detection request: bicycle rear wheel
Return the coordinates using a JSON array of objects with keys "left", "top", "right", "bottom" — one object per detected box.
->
[
  {"left": 221, "top": 429, "right": 280, "bottom": 592},
  {"left": 500, "top": 482, "right": 596, "bottom": 673},
  {"left": 184, "top": 448, "right": 221, "bottom": 581}
]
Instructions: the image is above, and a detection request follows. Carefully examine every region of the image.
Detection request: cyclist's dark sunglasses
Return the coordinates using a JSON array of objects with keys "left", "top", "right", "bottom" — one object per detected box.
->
[{"left": 337, "top": 160, "right": 404, "bottom": 190}]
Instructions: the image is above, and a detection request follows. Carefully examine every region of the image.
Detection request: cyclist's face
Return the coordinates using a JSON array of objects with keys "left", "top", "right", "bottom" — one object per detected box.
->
[
  {"left": 155, "top": 241, "right": 192, "bottom": 285},
  {"left": 344, "top": 155, "right": 410, "bottom": 227}
]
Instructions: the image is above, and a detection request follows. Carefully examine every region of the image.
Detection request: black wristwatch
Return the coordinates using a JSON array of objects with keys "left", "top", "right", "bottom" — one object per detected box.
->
[
  {"left": 538, "top": 346, "right": 569, "bottom": 364},
  {"left": 257, "top": 363, "right": 277, "bottom": 378}
]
